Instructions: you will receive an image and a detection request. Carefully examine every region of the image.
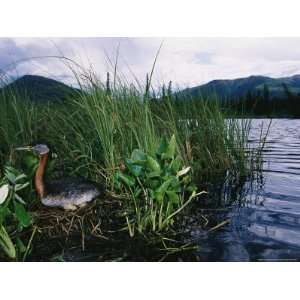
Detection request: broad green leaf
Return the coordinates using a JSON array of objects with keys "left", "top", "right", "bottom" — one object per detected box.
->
[
  {"left": 166, "top": 191, "right": 179, "bottom": 203},
  {"left": 170, "top": 157, "right": 182, "bottom": 173},
  {"left": 4, "top": 170, "right": 16, "bottom": 184},
  {"left": 156, "top": 177, "right": 175, "bottom": 194},
  {"left": 124, "top": 158, "right": 134, "bottom": 167},
  {"left": 130, "top": 165, "right": 143, "bottom": 177},
  {"left": 125, "top": 159, "right": 143, "bottom": 177},
  {"left": 15, "top": 182, "right": 29, "bottom": 192},
  {"left": 146, "top": 171, "right": 161, "bottom": 179},
  {"left": 162, "top": 174, "right": 177, "bottom": 182},
  {"left": 131, "top": 149, "right": 146, "bottom": 162},
  {"left": 0, "top": 184, "right": 9, "bottom": 205},
  {"left": 162, "top": 134, "right": 176, "bottom": 160},
  {"left": 149, "top": 189, "right": 155, "bottom": 199},
  {"left": 170, "top": 179, "right": 181, "bottom": 192},
  {"left": 0, "top": 225, "right": 16, "bottom": 259},
  {"left": 15, "top": 174, "right": 27, "bottom": 182},
  {"left": 14, "top": 202, "right": 31, "bottom": 228},
  {"left": 146, "top": 178, "right": 160, "bottom": 189},
  {"left": 116, "top": 172, "right": 135, "bottom": 187},
  {"left": 157, "top": 137, "right": 168, "bottom": 156},
  {"left": 146, "top": 156, "right": 161, "bottom": 173},
  {"left": 4, "top": 166, "right": 17, "bottom": 174},
  {"left": 154, "top": 191, "right": 164, "bottom": 204}
]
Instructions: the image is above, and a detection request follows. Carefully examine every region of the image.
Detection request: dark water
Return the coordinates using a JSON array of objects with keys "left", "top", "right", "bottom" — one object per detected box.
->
[{"left": 195, "top": 119, "right": 300, "bottom": 261}]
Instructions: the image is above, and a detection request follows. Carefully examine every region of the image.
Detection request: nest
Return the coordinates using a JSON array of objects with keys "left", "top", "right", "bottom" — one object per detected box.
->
[
  {"left": 30, "top": 198, "right": 124, "bottom": 252},
  {"left": 28, "top": 198, "right": 174, "bottom": 261},
  {"left": 25, "top": 197, "right": 215, "bottom": 261}
]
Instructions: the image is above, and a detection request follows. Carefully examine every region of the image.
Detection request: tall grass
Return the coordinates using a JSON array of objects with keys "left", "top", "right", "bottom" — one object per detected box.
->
[
  {"left": 0, "top": 88, "right": 39, "bottom": 167},
  {"left": 0, "top": 70, "right": 259, "bottom": 182},
  {"left": 0, "top": 67, "right": 265, "bottom": 239}
]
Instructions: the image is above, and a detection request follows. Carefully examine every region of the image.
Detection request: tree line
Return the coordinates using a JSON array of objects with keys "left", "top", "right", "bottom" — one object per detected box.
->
[{"left": 228, "top": 84, "right": 300, "bottom": 117}]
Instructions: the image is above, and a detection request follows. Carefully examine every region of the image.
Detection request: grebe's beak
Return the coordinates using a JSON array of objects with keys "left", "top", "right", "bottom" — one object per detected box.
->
[{"left": 15, "top": 146, "right": 33, "bottom": 151}]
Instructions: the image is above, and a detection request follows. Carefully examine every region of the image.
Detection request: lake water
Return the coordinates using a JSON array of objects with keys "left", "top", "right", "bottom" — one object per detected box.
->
[{"left": 194, "top": 119, "right": 300, "bottom": 261}]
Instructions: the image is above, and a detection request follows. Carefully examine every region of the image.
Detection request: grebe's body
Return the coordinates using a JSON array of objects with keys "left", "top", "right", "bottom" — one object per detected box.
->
[
  {"left": 18, "top": 144, "right": 102, "bottom": 210},
  {"left": 41, "top": 177, "right": 101, "bottom": 210}
]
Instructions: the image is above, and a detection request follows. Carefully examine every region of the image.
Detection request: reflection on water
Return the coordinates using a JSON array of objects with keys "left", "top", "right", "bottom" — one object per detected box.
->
[{"left": 194, "top": 119, "right": 300, "bottom": 261}]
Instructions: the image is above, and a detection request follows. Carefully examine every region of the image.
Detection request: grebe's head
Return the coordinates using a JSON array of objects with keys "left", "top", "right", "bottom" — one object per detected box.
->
[
  {"left": 16, "top": 144, "right": 50, "bottom": 156},
  {"left": 31, "top": 144, "right": 50, "bottom": 156}
]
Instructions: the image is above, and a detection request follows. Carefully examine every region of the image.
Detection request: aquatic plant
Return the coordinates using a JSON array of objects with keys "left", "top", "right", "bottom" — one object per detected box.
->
[
  {"left": 0, "top": 166, "right": 32, "bottom": 260},
  {"left": 114, "top": 135, "right": 205, "bottom": 235},
  {"left": 0, "top": 59, "right": 267, "bottom": 260}
]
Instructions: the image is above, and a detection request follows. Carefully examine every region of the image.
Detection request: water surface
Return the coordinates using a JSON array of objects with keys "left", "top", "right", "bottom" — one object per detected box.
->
[{"left": 195, "top": 119, "right": 300, "bottom": 261}]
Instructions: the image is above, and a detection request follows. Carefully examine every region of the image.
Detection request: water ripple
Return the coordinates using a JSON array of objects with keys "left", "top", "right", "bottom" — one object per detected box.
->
[{"left": 197, "top": 119, "right": 300, "bottom": 261}]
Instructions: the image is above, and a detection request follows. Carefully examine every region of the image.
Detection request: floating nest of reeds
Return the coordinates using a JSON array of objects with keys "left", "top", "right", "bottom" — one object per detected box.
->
[
  {"left": 25, "top": 197, "right": 220, "bottom": 261},
  {"left": 25, "top": 198, "right": 202, "bottom": 261},
  {"left": 32, "top": 198, "right": 123, "bottom": 239},
  {"left": 27, "top": 197, "right": 136, "bottom": 261}
]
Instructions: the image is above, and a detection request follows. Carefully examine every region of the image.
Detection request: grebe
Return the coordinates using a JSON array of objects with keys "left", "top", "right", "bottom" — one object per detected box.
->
[{"left": 16, "top": 144, "right": 103, "bottom": 210}]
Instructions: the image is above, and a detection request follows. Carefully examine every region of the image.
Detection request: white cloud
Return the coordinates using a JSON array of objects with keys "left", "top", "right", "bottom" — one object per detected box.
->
[{"left": 1, "top": 37, "right": 300, "bottom": 88}]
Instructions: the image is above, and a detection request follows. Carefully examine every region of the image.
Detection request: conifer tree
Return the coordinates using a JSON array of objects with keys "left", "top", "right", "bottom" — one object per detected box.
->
[
  {"left": 167, "top": 81, "right": 172, "bottom": 99},
  {"left": 106, "top": 72, "right": 111, "bottom": 96}
]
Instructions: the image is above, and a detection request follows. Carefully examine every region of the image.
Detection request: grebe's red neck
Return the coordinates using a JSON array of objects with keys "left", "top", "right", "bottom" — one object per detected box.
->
[{"left": 35, "top": 153, "right": 48, "bottom": 198}]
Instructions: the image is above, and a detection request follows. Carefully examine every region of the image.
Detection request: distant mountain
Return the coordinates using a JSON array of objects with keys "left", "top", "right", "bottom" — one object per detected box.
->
[
  {"left": 3, "top": 73, "right": 300, "bottom": 106},
  {"left": 0, "top": 75, "right": 79, "bottom": 103},
  {"left": 179, "top": 74, "right": 300, "bottom": 101}
]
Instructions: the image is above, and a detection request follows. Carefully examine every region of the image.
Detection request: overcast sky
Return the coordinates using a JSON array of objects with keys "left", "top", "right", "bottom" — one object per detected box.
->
[{"left": 1, "top": 37, "right": 300, "bottom": 88}]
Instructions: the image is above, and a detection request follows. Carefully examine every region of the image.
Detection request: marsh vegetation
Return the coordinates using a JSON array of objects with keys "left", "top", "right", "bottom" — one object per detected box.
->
[{"left": 0, "top": 63, "right": 266, "bottom": 261}]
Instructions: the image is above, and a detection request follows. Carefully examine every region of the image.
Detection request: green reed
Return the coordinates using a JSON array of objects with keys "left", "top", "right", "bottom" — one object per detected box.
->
[{"left": 0, "top": 68, "right": 263, "bottom": 239}]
